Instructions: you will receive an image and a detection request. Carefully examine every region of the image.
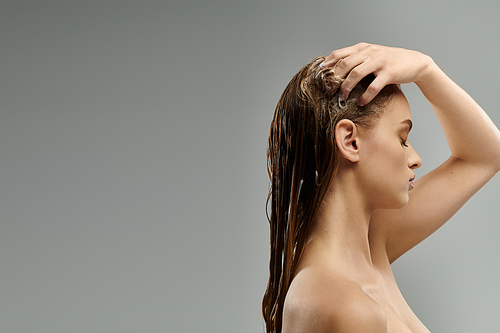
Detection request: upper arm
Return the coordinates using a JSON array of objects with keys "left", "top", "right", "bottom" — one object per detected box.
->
[
  {"left": 329, "top": 298, "right": 387, "bottom": 333},
  {"left": 370, "top": 156, "right": 498, "bottom": 263}
]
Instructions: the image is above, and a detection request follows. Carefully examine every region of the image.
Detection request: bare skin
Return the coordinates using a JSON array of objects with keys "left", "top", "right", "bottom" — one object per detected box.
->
[{"left": 281, "top": 43, "right": 500, "bottom": 332}]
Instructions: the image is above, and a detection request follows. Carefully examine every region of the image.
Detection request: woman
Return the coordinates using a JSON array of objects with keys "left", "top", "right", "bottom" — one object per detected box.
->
[{"left": 262, "top": 43, "right": 500, "bottom": 332}]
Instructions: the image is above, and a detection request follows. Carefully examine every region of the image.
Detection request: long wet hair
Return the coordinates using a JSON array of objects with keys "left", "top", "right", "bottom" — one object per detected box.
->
[{"left": 262, "top": 56, "right": 400, "bottom": 333}]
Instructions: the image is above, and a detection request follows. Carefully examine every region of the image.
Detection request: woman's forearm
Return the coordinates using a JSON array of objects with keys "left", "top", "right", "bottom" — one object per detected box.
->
[{"left": 416, "top": 59, "right": 500, "bottom": 170}]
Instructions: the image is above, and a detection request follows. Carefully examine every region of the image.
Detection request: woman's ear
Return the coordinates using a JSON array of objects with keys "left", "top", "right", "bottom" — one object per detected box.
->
[{"left": 335, "top": 119, "right": 360, "bottom": 163}]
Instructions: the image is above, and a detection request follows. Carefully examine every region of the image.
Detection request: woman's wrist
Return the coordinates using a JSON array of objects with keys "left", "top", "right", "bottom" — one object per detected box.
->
[{"left": 414, "top": 54, "right": 437, "bottom": 86}]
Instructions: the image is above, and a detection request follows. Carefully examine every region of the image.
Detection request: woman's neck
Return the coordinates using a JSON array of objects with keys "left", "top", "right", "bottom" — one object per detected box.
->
[{"left": 306, "top": 173, "right": 376, "bottom": 274}]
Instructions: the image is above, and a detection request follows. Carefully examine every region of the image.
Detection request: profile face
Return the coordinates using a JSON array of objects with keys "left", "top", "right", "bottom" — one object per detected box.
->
[{"left": 358, "top": 92, "right": 422, "bottom": 209}]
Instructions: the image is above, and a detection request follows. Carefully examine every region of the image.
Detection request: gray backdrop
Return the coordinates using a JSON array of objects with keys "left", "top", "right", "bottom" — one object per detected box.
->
[{"left": 1, "top": 0, "right": 499, "bottom": 332}]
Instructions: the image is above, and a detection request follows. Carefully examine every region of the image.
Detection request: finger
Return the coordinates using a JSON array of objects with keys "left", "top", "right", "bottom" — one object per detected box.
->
[
  {"left": 320, "top": 42, "right": 368, "bottom": 68},
  {"left": 333, "top": 52, "right": 372, "bottom": 79},
  {"left": 357, "top": 74, "right": 390, "bottom": 106},
  {"left": 338, "top": 60, "right": 380, "bottom": 100}
]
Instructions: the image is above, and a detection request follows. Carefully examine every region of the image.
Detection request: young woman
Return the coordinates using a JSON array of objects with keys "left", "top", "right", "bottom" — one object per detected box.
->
[{"left": 262, "top": 43, "right": 500, "bottom": 332}]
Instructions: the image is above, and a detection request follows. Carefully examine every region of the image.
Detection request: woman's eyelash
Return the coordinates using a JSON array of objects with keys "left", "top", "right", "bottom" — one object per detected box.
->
[{"left": 401, "top": 139, "right": 409, "bottom": 147}]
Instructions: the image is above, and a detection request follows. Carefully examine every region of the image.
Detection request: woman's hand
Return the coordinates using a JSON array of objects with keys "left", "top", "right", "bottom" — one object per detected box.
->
[{"left": 320, "top": 43, "right": 433, "bottom": 105}]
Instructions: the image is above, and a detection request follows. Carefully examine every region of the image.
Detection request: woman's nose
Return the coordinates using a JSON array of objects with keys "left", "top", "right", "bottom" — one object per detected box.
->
[{"left": 408, "top": 143, "right": 422, "bottom": 169}]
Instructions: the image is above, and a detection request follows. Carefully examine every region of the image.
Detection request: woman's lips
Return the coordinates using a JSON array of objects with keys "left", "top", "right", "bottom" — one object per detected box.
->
[{"left": 409, "top": 175, "right": 415, "bottom": 191}]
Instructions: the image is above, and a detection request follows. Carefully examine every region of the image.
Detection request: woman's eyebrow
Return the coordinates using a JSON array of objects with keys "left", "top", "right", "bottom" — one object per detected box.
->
[{"left": 401, "top": 119, "right": 413, "bottom": 132}]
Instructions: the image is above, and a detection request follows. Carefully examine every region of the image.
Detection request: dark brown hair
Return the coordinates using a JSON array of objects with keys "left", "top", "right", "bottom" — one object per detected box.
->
[{"left": 262, "top": 56, "right": 400, "bottom": 333}]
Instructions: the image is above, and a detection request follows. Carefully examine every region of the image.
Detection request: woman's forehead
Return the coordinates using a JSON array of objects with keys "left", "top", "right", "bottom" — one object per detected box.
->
[{"left": 383, "top": 92, "right": 412, "bottom": 123}]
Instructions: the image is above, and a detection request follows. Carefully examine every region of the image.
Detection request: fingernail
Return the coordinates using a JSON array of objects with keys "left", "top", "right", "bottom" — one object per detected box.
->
[
  {"left": 357, "top": 100, "right": 365, "bottom": 107},
  {"left": 337, "top": 95, "right": 346, "bottom": 108},
  {"left": 319, "top": 61, "right": 328, "bottom": 69}
]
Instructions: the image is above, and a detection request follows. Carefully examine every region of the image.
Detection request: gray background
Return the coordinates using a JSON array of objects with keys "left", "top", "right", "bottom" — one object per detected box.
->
[{"left": 1, "top": 0, "right": 499, "bottom": 332}]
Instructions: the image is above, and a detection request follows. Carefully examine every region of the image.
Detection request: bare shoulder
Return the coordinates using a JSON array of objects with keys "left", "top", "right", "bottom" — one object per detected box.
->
[{"left": 283, "top": 268, "right": 387, "bottom": 333}]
